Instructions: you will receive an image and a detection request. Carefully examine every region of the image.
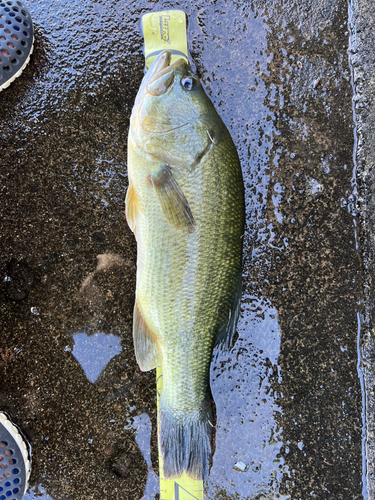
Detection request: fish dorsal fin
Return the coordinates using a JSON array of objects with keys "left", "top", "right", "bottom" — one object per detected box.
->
[
  {"left": 133, "top": 302, "right": 161, "bottom": 371},
  {"left": 149, "top": 166, "right": 195, "bottom": 232},
  {"left": 125, "top": 183, "right": 138, "bottom": 234}
]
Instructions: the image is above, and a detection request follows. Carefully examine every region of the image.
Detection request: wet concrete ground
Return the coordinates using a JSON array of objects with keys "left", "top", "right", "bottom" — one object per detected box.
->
[{"left": 0, "top": 0, "right": 370, "bottom": 499}]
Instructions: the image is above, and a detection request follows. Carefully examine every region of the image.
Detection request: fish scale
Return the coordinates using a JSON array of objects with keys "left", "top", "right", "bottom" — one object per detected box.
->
[{"left": 126, "top": 50, "right": 245, "bottom": 480}]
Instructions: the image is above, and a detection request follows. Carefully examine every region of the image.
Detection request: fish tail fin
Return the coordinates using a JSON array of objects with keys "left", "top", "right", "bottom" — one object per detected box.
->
[{"left": 159, "top": 402, "right": 213, "bottom": 481}]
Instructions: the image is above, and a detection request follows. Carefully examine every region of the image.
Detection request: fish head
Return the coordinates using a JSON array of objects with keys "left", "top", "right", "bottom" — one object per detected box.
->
[{"left": 130, "top": 51, "right": 221, "bottom": 169}]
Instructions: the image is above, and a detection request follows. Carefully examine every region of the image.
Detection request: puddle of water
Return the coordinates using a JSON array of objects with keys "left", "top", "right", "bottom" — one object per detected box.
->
[
  {"left": 24, "top": 486, "right": 53, "bottom": 500},
  {"left": 71, "top": 332, "right": 122, "bottom": 383},
  {"left": 208, "top": 299, "right": 288, "bottom": 499},
  {"left": 125, "top": 413, "right": 159, "bottom": 499}
]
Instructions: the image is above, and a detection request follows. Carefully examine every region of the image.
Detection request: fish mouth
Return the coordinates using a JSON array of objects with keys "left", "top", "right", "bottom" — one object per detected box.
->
[{"left": 146, "top": 51, "right": 185, "bottom": 96}]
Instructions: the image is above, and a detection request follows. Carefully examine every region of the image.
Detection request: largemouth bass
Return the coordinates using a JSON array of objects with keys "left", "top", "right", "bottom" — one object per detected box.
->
[{"left": 126, "top": 50, "right": 245, "bottom": 480}]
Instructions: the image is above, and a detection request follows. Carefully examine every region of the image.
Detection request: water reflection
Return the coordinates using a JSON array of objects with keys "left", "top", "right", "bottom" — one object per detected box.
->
[{"left": 71, "top": 332, "right": 122, "bottom": 383}]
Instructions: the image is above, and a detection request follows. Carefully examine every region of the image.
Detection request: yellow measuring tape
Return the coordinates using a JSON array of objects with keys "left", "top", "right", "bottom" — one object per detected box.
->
[
  {"left": 140, "top": 10, "right": 189, "bottom": 69},
  {"left": 140, "top": 12, "right": 205, "bottom": 498}
]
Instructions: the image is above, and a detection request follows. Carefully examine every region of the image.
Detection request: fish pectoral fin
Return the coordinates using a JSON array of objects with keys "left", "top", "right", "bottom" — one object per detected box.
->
[
  {"left": 149, "top": 165, "right": 195, "bottom": 232},
  {"left": 125, "top": 183, "right": 138, "bottom": 234},
  {"left": 133, "top": 302, "right": 161, "bottom": 371}
]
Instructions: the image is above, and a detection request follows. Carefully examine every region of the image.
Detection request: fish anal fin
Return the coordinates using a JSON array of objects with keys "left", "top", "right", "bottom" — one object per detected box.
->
[
  {"left": 133, "top": 302, "right": 161, "bottom": 371},
  {"left": 125, "top": 183, "right": 138, "bottom": 234},
  {"left": 149, "top": 166, "right": 195, "bottom": 232}
]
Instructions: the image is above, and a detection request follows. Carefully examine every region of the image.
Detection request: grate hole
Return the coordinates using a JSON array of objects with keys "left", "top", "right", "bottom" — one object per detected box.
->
[
  {"left": 11, "top": 34, "right": 18, "bottom": 40},
  {"left": 15, "top": 49, "right": 21, "bottom": 55},
  {"left": 0, "top": 23, "right": 3, "bottom": 27},
  {"left": 12, "top": 6, "right": 19, "bottom": 12},
  {"left": 20, "top": 40, "right": 26, "bottom": 46},
  {"left": 4, "top": 28, "right": 10, "bottom": 33},
  {"left": 2, "top": 65, "right": 10, "bottom": 72},
  {"left": 9, "top": 57, "right": 16, "bottom": 64},
  {"left": 14, "top": 16, "right": 21, "bottom": 23},
  {"left": 21, "top": 9, "right": 26, "bottom": 16},
  {"left": 23, "top": 20, "right": 28, "bottom": 27},
  {"left": 13, "top": 25, "right": 19, "bottom": 31},
  {"left": 7, "top": 461, "right": 15, "bottom": 466},
  {"left": 12, "top": 479, "right": 18, "bottom": 485},
  {"left": 8, "top": 11, "right": 14, "bottom": 17},
  {"left": 0, "top": 36, "right": 5, "bottom": 41},
  {"left": 0, "top": 15, "right": 4, "bottom": 19},
  {"left": 6, "top": 42, "right": 14, "bottom": 50},
  {"left": 1, "top": 49, "right": 9, "bottom": 57},
  {"left": 22, "top": 30, "right": 28, "bottom": 37},
  {"left": 11, "top": 469, "right": 18, "bottom": 475},
  {"left": 3, "top": 483, "right": 9, "bottom": 488},
  {"left": 2, "top": 473, "right": 9, "bottom": 479},
  {"left": 5, "top": 20, "right": 11, "bottom": 25},
  {"left": 0, "top": 444, "right": 7, "bottom": 449},
  {"left": 4, "top": 7, "right": 9, "bottom": 12}
]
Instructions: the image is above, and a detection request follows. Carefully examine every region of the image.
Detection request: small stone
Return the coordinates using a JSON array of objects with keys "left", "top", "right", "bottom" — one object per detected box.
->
[{"left": 232, "top": 461, "right": 250, "bottom": 472}]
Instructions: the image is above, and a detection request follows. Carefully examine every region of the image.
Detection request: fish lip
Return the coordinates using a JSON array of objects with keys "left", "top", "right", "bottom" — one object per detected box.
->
[
  {"left": 148, "top": 55, "right": 185, "bottom": 84},
  {"left": 134, "top": 51, "right": 172, "bottom": 108},
  {"left": 147, "top": 50, "right": 171, "bottom": 81},
  {"left": 146, "top": 51, "right": 186, "bottom": 95}
]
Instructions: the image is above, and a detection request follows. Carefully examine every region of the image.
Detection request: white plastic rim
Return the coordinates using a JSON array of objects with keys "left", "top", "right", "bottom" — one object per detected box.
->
[{"left": 0, "top": 412, "right": 31, "bottom": 498}]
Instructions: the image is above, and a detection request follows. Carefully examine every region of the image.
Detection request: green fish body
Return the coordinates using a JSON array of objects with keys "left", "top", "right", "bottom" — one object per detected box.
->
[{"left": 126, "top": 51, "right": 245, "bottom": 480}]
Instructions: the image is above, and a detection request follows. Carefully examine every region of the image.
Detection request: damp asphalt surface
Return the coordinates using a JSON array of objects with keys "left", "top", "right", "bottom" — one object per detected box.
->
[{"left": 0, "top": 1, "right": 372, "bottom": 499}]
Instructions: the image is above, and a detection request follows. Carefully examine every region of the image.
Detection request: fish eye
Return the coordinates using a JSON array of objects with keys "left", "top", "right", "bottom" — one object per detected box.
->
[{"left": 180, "top": 76, "right": 197, "bottom": 91}]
